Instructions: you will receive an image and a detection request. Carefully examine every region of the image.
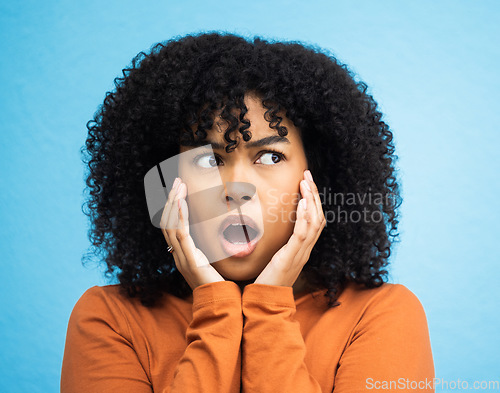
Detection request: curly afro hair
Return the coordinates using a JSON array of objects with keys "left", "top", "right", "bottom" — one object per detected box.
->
[{"left": 81, "top": 31, "right": 402, "bottom": 308}]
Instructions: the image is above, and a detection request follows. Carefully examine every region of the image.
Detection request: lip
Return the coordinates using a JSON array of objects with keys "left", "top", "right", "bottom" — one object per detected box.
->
[{"left": 218, "top": 214, "right": 262, "bottom": 258}]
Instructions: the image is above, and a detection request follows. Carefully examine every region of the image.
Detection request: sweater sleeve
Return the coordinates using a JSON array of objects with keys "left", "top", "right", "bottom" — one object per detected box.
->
[
  {"left": 241, "top": 283, "right": 323, "bottom": 393},
  {"left": 169, "top": 281, "right": 243, "bottom": 393},
  {"left": 333, "top": 284, "right": 435, "bottom": 393},
  {"left": 61, "top": 281, "right": 243, "bottom": 393},
  {"left": 240, "top": 283, "right": 435, "bottom": 393}
]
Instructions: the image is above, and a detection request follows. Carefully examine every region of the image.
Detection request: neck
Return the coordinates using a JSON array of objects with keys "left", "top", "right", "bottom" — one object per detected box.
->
[{"left": 233, "top": 273, "right": 309, "bottom": 297}]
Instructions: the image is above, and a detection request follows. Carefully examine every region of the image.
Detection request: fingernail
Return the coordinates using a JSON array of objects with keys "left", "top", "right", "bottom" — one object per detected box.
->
[
  {"left": 302, "top": 198, "right": 307, "bottom": 210},
  {"left": 305, "top": 170, "right": 313, "bottom": 182},
  {"left": 302, "top": 179, "right": 311, "bottom": 192},
  {"left": 173, "top": 177, "right": 180, "bottom": 189}
]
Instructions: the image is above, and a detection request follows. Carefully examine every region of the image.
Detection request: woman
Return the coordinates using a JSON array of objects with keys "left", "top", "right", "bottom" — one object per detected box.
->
[{"left": 61, "top": 32, "right": 435, "bottom": 392}]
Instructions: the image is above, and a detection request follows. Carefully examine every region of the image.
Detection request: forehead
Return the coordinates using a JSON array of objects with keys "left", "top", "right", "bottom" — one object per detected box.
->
[{"left": 180, "top": 94, "right": 303, "bottom": 152}]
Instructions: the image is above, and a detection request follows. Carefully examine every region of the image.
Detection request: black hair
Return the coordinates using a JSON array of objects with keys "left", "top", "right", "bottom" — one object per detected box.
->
[{"left": 82, "top": 31, "right": 402, "bottom": 308}]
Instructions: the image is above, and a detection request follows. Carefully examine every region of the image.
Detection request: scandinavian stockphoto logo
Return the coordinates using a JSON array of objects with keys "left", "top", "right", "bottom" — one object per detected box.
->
[
  {"left": 143, "top": 145, "right": 264, "bottom": 265},
  {"left": 265, "top": 187, "right": 397, "bottom": 224},
  {"left": 318, "top": 188, "right": 397, "bottom": 224},
  {"left": 144, "top": 146, "right": 396, "bottom": 265}
]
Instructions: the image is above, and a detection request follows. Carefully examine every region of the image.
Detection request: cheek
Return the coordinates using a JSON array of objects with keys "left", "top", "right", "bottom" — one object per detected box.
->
[{"left": 261, "top": 183, "right": 301, "bottom": 229}]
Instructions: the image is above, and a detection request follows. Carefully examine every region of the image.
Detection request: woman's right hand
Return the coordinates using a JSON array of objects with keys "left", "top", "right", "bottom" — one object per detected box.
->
[{"left": 160, "top": 177, "right": 225, "bottom": 290}]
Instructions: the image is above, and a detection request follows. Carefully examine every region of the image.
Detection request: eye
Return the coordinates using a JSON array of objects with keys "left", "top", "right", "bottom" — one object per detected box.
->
[
  {"left": 195, "top": 153, "right": 220, "bottom": 169},
  {"left": 257, "top": 151, "right": 285, "bottom": 165}
]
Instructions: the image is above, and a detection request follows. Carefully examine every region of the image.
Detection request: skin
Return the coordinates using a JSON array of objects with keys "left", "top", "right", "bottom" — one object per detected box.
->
[{"left": 160, "top": 94, "right": 326, "bottom": 295}]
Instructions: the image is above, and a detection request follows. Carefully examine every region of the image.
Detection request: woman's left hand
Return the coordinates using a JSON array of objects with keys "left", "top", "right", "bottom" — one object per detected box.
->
[{"left": 254, "top": 170, "right": 326, "bottom": 287}]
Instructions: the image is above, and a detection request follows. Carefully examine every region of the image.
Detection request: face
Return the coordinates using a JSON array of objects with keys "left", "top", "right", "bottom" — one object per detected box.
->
[{"left": 178, "top": 94, "right": 308, "bottom": 283}]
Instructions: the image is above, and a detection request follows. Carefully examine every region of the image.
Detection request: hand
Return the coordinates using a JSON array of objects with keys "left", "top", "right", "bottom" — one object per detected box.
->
[
  {"left": 254, "top": 170, "right": 326, "bottom": 287},
  {"left": 160, "top": 177, "right": 225, "bottom": 290}
]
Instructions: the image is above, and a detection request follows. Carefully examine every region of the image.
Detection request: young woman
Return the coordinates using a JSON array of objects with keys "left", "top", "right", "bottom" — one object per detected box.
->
[{"left": 61, "top": 32, "right": 435, "bottom": 392}]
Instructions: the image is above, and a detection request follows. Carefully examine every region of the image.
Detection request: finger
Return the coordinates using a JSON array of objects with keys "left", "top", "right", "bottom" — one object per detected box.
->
[
  {"left": 160, "top": 177, "right": 181, "bottom": 247},
  {"left": 296, "top": 196, "right": 319, "bottom": 261},
  {"left": 165, "top": 183, "right": 188, "bottom": 266},
  {"left": 301, "top": 177, "right": 325, "bottom": 238},
  {"left": 177, "top": 196, "right": 210, "bottom": 268},
  {"left": 178, "top": 188, "right": 190, "bottom": 235},
  {"left": 175, "top": 195, "right": 194, "bottom": 261},
  {"left": 300, "top": 179, "right": 314, "bottom": 224},
  {"left": 160, "top": 177, "right": 181, "bottom": 231},
  {"left": 281, "top": 197, "right": 309, "bottom": 265},
  {"left": 169, "top": 246, "right": 182, "bottom": 273},
  {"left": 305, "top": 171, "right": 326, "bottom": 226},
  {"left": 161, "top": 214, "right": 185, "bottom": 275},
  {"left": 301, "top": 178, "right": 324, "bottom": 240},
  {"left": 295, "top": 181, "right": 322, "bottom": 262}
]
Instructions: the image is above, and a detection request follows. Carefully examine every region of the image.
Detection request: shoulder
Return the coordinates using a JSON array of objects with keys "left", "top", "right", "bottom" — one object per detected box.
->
[
  {"left": 68, "top": 285, "right": 167, "bottom": 340},
  {"left": 328, "top": 283, "right": 435, "bottom": 389},
  {"left": 69, "top": 285, "right": 126, "bottom": 324},
  {"left": 339, "top": 281, "right": 426, "bottom": 312},
  {"left": 304, "top": 282, "right": 429, "bottom": 329},
  {"left": 67, "top": 285, "right": 150, "bottom": 334},
  {"left": 68, "top": 284, "right": 192, "bottom": 332},
  {"left": 338, "top": 282, "right": 430, "bottom": 339},
  {"left": 72, "top": 284, "right": 130, "bottom": 314}
]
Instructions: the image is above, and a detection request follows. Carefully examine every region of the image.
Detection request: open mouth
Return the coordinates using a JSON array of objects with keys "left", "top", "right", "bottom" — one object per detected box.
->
[
  {"left": 222, "top": 224, "right": 259, "bottom": 244},
  {"left": 218, "top": 214, "right": 262, "bottom": 257}
]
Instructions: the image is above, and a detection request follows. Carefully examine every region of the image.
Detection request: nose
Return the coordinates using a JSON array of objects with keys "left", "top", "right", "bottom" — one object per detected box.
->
[
  {"left": 221, "top": 181, "right": 256, "bottom": 209},
  {"left": 218, "top": 157, "right": 257, "bottom": 209}
]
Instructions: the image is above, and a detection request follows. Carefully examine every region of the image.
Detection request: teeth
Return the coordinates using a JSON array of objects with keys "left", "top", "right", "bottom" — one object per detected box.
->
[
  {"left": 228, "top": 223, "right": 251, "bottom": 229},
  {"left": 222, "top": 221, "right": 258, "bottom": 245}
]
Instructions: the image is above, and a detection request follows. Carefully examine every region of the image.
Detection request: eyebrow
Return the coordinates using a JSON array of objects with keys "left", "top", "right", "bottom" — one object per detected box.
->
[{"left": 186, "top": 135, "right": 291, "bottom": 150}]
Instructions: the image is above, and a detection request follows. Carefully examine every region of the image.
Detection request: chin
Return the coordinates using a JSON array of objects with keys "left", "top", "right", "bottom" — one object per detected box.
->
[{"left": 211, "top": 259, "right": 263, "bottom": 282}]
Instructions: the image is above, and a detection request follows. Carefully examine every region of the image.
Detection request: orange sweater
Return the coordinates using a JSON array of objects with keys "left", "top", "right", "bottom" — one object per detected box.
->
[{"left": 61, "top": 280, "right": 435, "bottom": 392}]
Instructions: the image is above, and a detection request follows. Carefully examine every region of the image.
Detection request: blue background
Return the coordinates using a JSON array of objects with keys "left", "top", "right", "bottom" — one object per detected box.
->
[{"left": 1, "top": 1, "right": 498, "bottom": 391}]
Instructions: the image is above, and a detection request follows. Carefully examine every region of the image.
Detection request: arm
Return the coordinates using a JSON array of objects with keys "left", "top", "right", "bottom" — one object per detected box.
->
[
  {"left": 61, "top": 280, "right": 243, "bottom": 393},
  {"left": 240, "top": 171, "right": 326, "bottom": 393},
  {"left": 333, "top": 284, "right": 435, "bottom": 392},
  {"left": 240, "top": 283, "right": 434, "bottom": 393},
  {"left": 241, "top": 283, "right": 323, "bottom": 393},
  {"left": 170, "top": 281, "right": 243, "bottom": 393}
]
